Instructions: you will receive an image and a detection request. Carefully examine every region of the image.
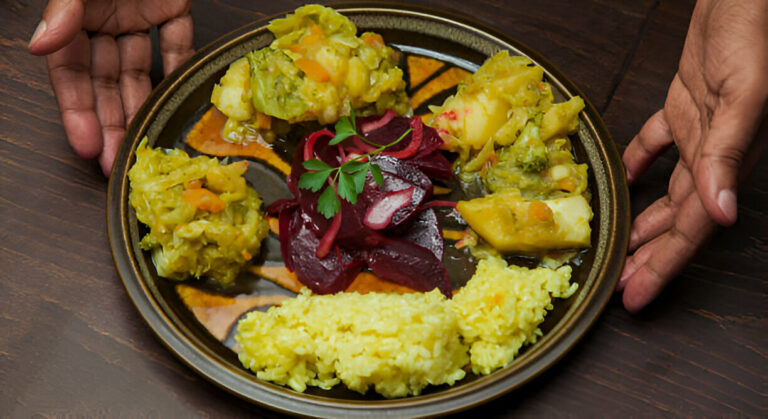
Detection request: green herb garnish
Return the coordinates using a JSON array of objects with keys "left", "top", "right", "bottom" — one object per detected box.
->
[{"left": 299, "top": 110, "right": 410, "bottom": 219}]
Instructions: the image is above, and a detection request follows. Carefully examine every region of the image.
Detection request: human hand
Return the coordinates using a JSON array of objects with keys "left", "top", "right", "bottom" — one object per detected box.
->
[
  {"left": 619, "top": 0, "right": 768, "bottom": 312},
  {"left": 28, "top": 0, "right": 195, "bottom": 176}
]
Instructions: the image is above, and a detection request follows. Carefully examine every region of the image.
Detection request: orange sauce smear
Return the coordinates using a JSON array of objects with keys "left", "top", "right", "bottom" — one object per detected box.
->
[
  {"left": 176, "top": 284, "right": 287, "bottom": 341},
  {"left": 185, "top": 107, "right": 291, "bottom": 176},
  {"left": 407, "top": 56, "right": 446, "bottom": 87},
  {"left": 410, "top": 67, "right": 471, "bottom": 109},
  {"left": 251, "top": 265, "right": 417, "bottom": 295}
]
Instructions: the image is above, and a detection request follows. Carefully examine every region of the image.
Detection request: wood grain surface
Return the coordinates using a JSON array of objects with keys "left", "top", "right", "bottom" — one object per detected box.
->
[{"left": 1, "top": 0, "right": 765, "bottom": 416}]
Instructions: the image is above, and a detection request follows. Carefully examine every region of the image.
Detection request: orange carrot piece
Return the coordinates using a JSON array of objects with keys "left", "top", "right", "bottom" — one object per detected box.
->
[
  {"left": 442, "top": 229, "right": 465, "bottom": 241},
  {"left": 301, "top": 24, "right": 325, "bottom": 47},
  {"left": 295, "top": 58, "right": 331, "bottom": 83},
  {"left": 253, "top": 111, "right": 272, "bottom": 130},
  {"left": 266, "top": 216, "right": 280, "bottom": 235},
  {"left": 361, "top": 33, "right": 384, "bottom": 48},
  {"left": 557, "top": 178, "right": 577, "bottom": 192},
  {"left": 185, "top": 179, "right": 203, "bottom": 189},
  {"left": 528, "top": 201, "right": 554, "bottom": 222},
  {"left": 182, "top": 188, "right": 226, "bottom": 213}
]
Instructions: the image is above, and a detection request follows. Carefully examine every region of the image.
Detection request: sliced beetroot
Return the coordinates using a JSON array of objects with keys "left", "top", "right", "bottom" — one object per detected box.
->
[
  {"left": 410, "top": 151, "right": 453, "bottom": 182},
  {"left": 364, "top": 186, "right": 414, "bottom": 230},
  {"left": 354, "top": 114, "right": 444, "bottom": 159},
  {"left": 367, "top": 237, "right": 452, "bottom": 297},
  {"left": 400, "top": 208, "right": 444, "bottom": 261},
  {"left": 284, "top": 209, "right": 363, "bottom": 294},
  {"left": 266, "top": 198, "right": 298, "bottom": 215},
  {"left": 369, "top": 155, "right": 433, "bottom": 195}
]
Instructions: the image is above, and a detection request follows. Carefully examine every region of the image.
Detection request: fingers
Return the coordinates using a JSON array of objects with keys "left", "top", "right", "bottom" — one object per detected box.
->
[
  {"left": 622, "top": 109, "right": 674, "bottom": 183},
  {"left": 29, "top": 0, "right": 86, "bottom": 55},
  {"left": 117, "top": 33, "right": 152, "bottom": 125},
  {"left": 626, "top": 161, "right": 694, "bottom": 251},
  {"left": 159, "top": 14, "right": 194, "bottom": 76},
  {"left": 620, "top": 191, "right": 717, "bottom": 313},
  {"left": 47, "top": 31, "right": 103, "bottom": 159},
  {"left": 90, "top": 35, "right": 125, "bottom": 176}
]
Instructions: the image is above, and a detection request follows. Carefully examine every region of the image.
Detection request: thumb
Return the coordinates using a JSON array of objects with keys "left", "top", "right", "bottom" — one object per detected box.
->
[
  {"left": 28, "top": 0, "right": 85, "bottom": 55},
  {"left": 694, "top": 101, "right": 767, "bottom": 227}
]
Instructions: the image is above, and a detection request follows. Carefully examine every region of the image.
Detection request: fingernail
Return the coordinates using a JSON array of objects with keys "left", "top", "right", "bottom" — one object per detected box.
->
[
  {"left": 29, "top": 20, "right": 47, "bottom": 47},
  {"left": 717, "top": 189, "right": 737, "bottom": 223},
  {"left": 625, "top": 166, "right": 634, "bottom": 184},
  {"left": 617, "top": 261, "right": 637, "bottom": 292}
]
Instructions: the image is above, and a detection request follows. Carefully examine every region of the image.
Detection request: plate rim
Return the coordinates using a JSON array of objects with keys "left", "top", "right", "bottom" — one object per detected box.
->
[{"left": 107, "top": 3, "right": 630, "bottom": 417}]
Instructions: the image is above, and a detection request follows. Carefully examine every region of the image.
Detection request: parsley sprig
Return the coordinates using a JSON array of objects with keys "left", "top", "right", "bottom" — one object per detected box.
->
[{"left": 298, "top": 109, "right": 412, "bottom": 218}]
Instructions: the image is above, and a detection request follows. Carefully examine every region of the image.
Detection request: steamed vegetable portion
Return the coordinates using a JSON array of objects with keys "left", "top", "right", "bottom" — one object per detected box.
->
[
  {"left": 211, "top": 4, "right": 408, "bottom": 144},
  {"left": 128, "top": 138, "right": 269, "bottom": 285},
  {"left": 428, "top": 51, "right": 592, "bottom": 253}
]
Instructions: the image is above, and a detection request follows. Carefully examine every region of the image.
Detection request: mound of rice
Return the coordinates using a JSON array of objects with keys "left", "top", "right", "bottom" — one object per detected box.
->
[
  {"left": 236, "top": 256, "right": 577, "bottom": 397},
  {"left": 451, "top": 257, "right": 577, "bottom": 374},
  {"left": 236, "top": 289, "right": 469, "bottom": 398}
]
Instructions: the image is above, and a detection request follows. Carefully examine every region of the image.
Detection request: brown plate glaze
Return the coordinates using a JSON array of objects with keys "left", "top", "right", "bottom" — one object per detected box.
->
[{"left": 107, "top": 4, "right": 629, "bottom": 417}]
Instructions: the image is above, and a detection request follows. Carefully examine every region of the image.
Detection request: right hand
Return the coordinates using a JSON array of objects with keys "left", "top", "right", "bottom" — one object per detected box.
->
[{"left": 28, "top": 0, "right": 195, "bottom": 176}]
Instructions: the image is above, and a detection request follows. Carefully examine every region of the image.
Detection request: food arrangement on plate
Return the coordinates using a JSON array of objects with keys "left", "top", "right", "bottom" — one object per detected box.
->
[{"left": 127, "top": 4, "right": 595, "bottom": 398}]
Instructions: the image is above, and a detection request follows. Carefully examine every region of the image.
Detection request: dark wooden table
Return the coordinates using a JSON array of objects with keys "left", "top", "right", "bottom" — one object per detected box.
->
[{"left": 2, "top": 0, "right": 765, "bottom": 416}]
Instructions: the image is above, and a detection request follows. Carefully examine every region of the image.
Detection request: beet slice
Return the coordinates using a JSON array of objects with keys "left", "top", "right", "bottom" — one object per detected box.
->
[
  {"left": 410, "top": 151, "right": 453, "bottom": 182},
  {"left": 400, "top": 208, "right": 444, "bottom": 261},
  {"left": 370, "top": 155, "right": 433, "bottom": 195},
  {"left": 364, "top": 187, "right": 414, "bottom": 230},
  {"left": 367, "top": 238, "right": 452, "bottom": 297},
  {"left": 284, "top": 209, "right": 363, "bottom": 294}
]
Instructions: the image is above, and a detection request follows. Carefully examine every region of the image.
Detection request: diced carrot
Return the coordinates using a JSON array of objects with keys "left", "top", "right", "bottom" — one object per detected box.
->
[
  {"left": 182, "top": 188, "right": 226, "bottom": 213},
  {"left": 241, "top": 249, "right": 253, "bottom": 261},
  {"left": 528, "top": 201, "right": 554, "bottom": 222},
  {"left": 442, "top": 229, "right": 464, "bottom": 241},
  {"left": 432, "top": 185, "right": 452, "bottom": 195},
  {"left": 557, "top": 178, "right": 578, "bottom": 192},
  {"left": 266, "top": 216, "right": 280, "bottom": 235},
  {"left": 253, "top": 111, "right": 272, "bottom": 130},
  {"left": 185, "top": 179, "right": 203, "bottom": 189},
  {"left": 295, "top": 58, "right": 331, "bottom": 83},
  {"left": 361, "top": 33, "right": 384, "bottom": 48},
  {"left": 289, "top": 44, "right": 303, "bottom": 54},
  {"left": 301, "top": 24, "right": 325, "bottom": 47}
]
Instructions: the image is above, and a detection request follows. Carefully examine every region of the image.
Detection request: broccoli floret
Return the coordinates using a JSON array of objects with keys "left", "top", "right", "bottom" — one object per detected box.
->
[{"left": 511, "top": 119, "right": 548, "bottom": 173}]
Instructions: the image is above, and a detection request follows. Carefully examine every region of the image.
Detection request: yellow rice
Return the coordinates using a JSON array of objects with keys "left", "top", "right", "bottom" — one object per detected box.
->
[{"left": 236, "top": 256, "right": 577, "bottom": 397}]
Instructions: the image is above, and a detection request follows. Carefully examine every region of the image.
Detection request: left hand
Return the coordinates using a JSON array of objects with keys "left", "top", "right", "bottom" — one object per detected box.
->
[{"left": 28, "top": 0, "right": 195, "bottom": 176}]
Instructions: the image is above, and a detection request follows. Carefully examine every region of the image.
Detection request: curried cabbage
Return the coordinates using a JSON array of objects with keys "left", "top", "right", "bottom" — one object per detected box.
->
[
  {"left": 211, "top": 4, "right": 408, "bottom": 133},
  {"left": 128, "top": 138, "right": 268, "bottom": 285}
]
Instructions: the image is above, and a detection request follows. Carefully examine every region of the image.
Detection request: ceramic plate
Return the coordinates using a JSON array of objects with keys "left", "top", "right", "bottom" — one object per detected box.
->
[{"left": 107, "top": 5, "right": 629, "bottom": 417}]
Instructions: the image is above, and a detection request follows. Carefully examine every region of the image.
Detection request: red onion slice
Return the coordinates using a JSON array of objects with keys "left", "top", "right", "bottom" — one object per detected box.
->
[
  {"left": 316, "top": 206, "right": 342, "bottom": 259},
  {"left": 303, "top": 128, "right": 334, "bottom": 161},
  {"left": 360, "top": 109, "right": 397, "bottom": 134},
  {"left": 384, "top": 116, "right": 423, "bottom": 159}
]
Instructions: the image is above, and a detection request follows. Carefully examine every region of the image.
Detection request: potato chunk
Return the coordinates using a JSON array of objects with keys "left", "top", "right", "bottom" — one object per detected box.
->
[{"left": 456, "top": 189, "right": 592, "bottom": 253}]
